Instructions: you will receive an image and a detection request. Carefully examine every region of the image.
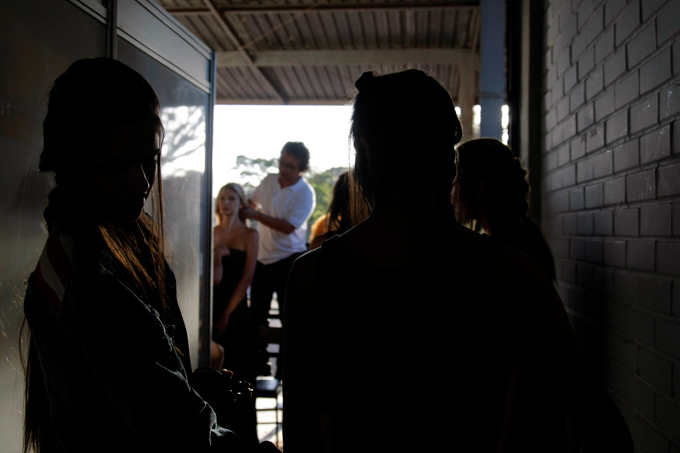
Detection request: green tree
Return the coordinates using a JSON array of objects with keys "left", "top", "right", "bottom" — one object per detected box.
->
[{"left": 233, "top": 155, "right": 278, "bottom": 197}]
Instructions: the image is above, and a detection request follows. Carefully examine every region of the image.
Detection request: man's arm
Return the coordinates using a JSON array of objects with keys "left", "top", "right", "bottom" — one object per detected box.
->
[{"left": 240, "top": 206, "right": 295, "bottom": 234}]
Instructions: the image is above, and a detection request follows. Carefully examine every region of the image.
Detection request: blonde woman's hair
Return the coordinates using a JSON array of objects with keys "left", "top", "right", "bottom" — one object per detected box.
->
[{"left": 215, "top": 183, "right": 247, "bottom": 226}]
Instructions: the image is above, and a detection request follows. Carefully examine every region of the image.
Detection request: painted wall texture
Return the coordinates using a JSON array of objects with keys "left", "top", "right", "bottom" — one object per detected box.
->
[{"left": 542, "top": 0, "right": 680, "bottom": 450}]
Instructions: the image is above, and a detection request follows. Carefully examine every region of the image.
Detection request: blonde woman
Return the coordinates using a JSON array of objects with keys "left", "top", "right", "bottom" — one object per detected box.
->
[{"left": 213, "top": 182, "right": 259, "bottom": 444}]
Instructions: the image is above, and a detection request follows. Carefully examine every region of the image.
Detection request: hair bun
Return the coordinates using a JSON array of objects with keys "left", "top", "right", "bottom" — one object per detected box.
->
[{"left": 355, "top": 71, "right": 376, "bottom": 90}]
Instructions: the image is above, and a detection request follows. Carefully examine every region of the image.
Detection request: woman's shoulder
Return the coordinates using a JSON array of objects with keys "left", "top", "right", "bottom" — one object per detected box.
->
[
  {"left": 292, "top": 245, "right": 322, "bottom": 274},
  {"left": 286, "top": 247, "right": 322, "bottom": 317},
  {"left": 240, "top": 226, "right": 258, "bottom": 250},
  {"left": 244, "top": 226, "right": 258, "bottom": 239}
]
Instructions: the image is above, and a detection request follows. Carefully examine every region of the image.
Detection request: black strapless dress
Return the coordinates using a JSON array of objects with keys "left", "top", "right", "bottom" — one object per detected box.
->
[{"left": 212, "top": 249, "right": 258, "bottom": 445}]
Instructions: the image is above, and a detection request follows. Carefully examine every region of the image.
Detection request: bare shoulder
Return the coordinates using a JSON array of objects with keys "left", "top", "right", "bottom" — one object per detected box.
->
[
  {"left": 214, "top": 225, "right": 226, "bottom": 244},
  {"left": 245, "top": 227, "right": 259, "bottom": 241}
]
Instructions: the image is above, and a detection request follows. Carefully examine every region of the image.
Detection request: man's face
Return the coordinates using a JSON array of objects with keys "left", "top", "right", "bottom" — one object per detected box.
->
[{"left": 279, "top": 151, "right": 302, "bottom": 186}]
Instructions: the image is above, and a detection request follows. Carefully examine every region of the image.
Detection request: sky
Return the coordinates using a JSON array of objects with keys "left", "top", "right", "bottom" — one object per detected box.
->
[{"left": 212, "top": 105, "right": 354, "bottom": 196}]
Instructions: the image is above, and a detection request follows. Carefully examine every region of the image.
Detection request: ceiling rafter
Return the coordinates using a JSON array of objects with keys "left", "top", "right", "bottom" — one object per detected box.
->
[
  {"left": 217, "top": 98, "right": 348, "bottom": 105},
  {"left": 158, "top": 0, "right": 481, "bottom": 106},
  {"left": 166, "top": 3, "right": 477, "bottom": 15},
  {"left": 202, "top": 0, "right": 286, "bottom": 102},
  {"left": 215, "top": 48, "right": 479, "bottom": 68}
]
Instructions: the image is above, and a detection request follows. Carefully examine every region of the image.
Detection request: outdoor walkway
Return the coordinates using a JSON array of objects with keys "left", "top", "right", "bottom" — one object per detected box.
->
[{"left": 256, "top": 308, "right": 283, "bottom": 450}]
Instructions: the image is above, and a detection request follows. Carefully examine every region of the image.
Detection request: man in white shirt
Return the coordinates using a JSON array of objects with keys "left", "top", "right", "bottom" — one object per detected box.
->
[{"left": 241, "top": 142, "right": 316, "bottom": 334}]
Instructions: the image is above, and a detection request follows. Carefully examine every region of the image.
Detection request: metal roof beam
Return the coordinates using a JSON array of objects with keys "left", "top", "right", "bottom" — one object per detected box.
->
[
  {"left": 216, "top": 98, "right": 348, "bottom": 105},
  {"left": 201, "top": 0, "right": 286, "bottom": 102},
  {"left": 216, "top": 48, "right": 478, "bottom": 68},
  {"left": 166, "top": 3, "right": 478, "bottom": 15}
]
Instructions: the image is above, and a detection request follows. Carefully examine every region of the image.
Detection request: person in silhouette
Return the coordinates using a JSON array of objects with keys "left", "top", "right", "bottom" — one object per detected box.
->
[
  {"left": 212, "top": 182, "right": 259, "bottom": 444},
  {"left": 21, "top": 58, "right": 277, "bottom": 453},
  {"left": 283, "top": 69, "right": 632, "bottom": 452},
  {"left": 452, "top": 138, "right": 556, "bottom": 281}
]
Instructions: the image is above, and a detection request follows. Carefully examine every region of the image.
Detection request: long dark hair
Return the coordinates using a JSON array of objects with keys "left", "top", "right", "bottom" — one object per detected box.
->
[
  {"left": 22, "top": 58, "right": 167, "bottom": 453},
  {"left": 455, "top": 138, "right": 556, "bottom": 281},
  {"left": 350, "top": 70, "right": 463, "bottom": 207},
  {"left": 324, "top": 171, "right": 352, "bottom": 234}
]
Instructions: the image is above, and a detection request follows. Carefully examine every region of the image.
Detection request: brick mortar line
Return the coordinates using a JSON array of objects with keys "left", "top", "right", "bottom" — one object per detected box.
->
[
  {"left": 583, "top": 340, "right": 677, "bottom": 401},
  {"left": 551, "top": 39, "right": 678, "bottom": 104},
  {"left": 541, "top": 2, "right": 672, "bottom": 86},
  {"left": 558, "top": 279, "right": 680, "bottom": 326},
  {"left": 550, "top": 233, "right": 680, "bottom": 241},
  {"left": 540, "top": 196, "right": 680, "bottom": 213},
  {"left": 539, "top": 163, "right": 680, "bottom": 184},
  {"left": 539, "top": 163, "right": 680, "bottom": 189},
  {"left": 541, "top": 78, "right": 680, "bottom": 147},
  {"left": 546, "top": 110, "right": 680, "bottom": 151},
  {"left": 564, "top": 304, "right": 680, "bottom": 378},
  {"left": 552, "top": 254, "right": 680, "bottom": 280},
  {"left": 580, "top": 341, "right": 680, "bottom": 449},
  {"left": 542, "top": 103, "right": 680, "bottom": 154}
]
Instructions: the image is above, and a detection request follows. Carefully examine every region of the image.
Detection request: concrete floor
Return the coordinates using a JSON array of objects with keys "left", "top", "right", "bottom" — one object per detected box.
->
[{"left": 256, "top": 384, "right": 283, "bottom": 450}]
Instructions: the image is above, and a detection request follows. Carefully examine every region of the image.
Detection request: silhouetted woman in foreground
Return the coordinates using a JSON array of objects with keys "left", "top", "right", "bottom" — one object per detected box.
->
[
  {"left": 283, "top": 70, "right": 631, "bottom": 452},
  {"left": 452, "top": 138, "right": 556, "bottom": 281},
  {"left": 22, "top": 58, "right": 277, "bottom": 453}
]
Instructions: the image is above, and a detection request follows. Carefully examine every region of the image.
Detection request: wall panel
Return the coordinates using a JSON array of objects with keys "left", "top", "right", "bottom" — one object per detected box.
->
[
  {"left": 0, "top": 1, "right": 106, "bottom": 449},
  {"left": 0, "top": 1, "right": 214, "bottom": 450},
  {"left": 118, "top": 37, "right": 210, "bottom": 371}
]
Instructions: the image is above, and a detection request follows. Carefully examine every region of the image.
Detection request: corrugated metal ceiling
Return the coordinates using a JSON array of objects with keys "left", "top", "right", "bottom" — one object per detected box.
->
[{"left": 158, "top": 0, "right": 480, "bottom": 107}]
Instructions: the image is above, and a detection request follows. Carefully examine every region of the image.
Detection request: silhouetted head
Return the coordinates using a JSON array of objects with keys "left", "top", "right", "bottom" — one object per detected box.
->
[
  {"left": 452, "top": 138, "right": 529, "bottom": 226},
  {"left": 40, "top": 57, "right": 163, "bottom": 228},
  {"left": 453, "top": 138, "right": 556, "bottom": 281},
  {"left": 350, "top": 70, "right": 462, "bottom": 206},
  {"left": 215, "top": 182, "right": 247, "bottom": 225}
]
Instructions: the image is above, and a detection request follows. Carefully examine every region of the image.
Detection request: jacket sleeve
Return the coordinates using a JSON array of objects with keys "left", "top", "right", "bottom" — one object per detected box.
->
[{"left": 66, "top": 265, "right": 253, "bottom": 453}]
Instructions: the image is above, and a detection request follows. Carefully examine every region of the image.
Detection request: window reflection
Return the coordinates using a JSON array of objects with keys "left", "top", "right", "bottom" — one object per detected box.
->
[{"left": 160, "top": 106, "right": 206, "bottom": 177}]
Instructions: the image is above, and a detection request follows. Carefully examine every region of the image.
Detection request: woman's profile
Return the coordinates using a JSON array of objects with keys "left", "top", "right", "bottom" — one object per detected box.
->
[
  {"left": 452, "top": 138, "right": 556, "bottom": 281},
  {"left": 21, "top": 58, "right": 276, "bottom": 453},
  {"left": 283, "top": 69, "right": 632, "bottom": 452},
  {"left": 212, "top": 182, "right": 259, "bottom": 444}
]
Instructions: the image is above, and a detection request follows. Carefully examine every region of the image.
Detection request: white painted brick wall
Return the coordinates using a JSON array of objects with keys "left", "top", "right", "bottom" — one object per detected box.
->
[{"left": 543, "top": 0, "right": 680, "bottom": 450}]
